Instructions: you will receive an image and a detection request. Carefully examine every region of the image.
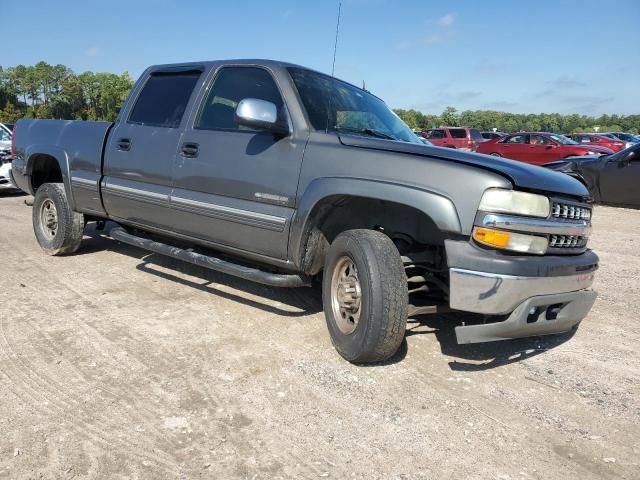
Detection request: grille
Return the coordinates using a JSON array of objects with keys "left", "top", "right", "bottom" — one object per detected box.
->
[
  {"left": 551, "top": 202, "right": 591, "bottom": 220},
  {"left": 549, "top": 235, "right": 588, "bottom": 249}
]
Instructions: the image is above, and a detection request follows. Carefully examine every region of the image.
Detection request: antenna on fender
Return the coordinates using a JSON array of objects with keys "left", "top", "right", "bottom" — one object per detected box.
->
[{"left": 331, "top": 1, "right": 342, "bottom": 76}]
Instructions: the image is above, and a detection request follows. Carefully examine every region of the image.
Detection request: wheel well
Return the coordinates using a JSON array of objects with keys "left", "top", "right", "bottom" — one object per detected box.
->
[
  {"left": 30, "top": 154, "right": 63, "bottom": 192},
  {"left": 301, "top": 195, "right": 446, "bottom": 275}
]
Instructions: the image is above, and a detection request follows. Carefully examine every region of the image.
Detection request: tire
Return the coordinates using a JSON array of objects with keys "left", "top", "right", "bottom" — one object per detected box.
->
[
  {"left": 490, "top": 153, "right": 502, "bottom": 157},
  {"left": 322, "top": 229, "right": 408, "bottom": 363},
  {"left": 32, "top": 183, "right": 84, "bottom": 255}
]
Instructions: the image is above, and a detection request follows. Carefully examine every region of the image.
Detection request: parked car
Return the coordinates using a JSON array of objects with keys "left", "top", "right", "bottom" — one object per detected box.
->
[
  {"left": 11, "top": 59, "right": 598, "bottom": 362},
  {"left": 476, "top": 132, "right": 614, "bottom": 165},
  {"left": 545, "top": 143, "right": 640, "bottom": 209},
  {"left": 0, "top": 149, "right": 17, "bottom": 192},
  {"left": 421, "top": 127, "right": 484, "bottom": 151},
  {"left": 600, "top": 132, "right": 638, "bottom": 149},
  {"left": 0, "top": 124, "right": 12, "bottom": 151},
  {"left": 481, "top": 131, "right": 507, "bottom": 140},
  {"left": 566, "top": 133, "right": 626, "bottom": 153}
]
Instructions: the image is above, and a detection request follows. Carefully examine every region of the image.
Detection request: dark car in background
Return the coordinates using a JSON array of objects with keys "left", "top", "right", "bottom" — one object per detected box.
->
[
  {"left": 481, "top": 131, "right": 507, "bottom": 140},
  {"left": 567, "top": 133, "right": 626, "bottom": 153},
  {"left": 545, "top": 143, "right": 640, "bottom": 209},
  {"left": 600, "top": 132, "right": 638, "bottom": 149},
  {"left": 421, "top": 127, "right": 484, "bottom": 151},
  {"left": 477, "top": 132, "right": 614, "bottom": 165}
]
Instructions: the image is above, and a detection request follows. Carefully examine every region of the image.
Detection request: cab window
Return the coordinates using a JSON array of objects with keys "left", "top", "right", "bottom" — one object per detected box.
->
[
  {"left": 128, "top": 71, "right": 201, "bottom": 128},
  {"left": 424, "top": 129, "right": 446, "bottom": 139},
  {"left": 530, "top": 135, "right": 552, "bottom": 145},
  {"left": 502, "top": 134, "right": 527, "bottom": 144},
  {"left": 196, "top": 67, "right": 285, "bottom": 131}
]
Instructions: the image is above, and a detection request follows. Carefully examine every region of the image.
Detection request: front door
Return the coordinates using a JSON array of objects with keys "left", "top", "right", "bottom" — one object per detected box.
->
[
  {"left": 102, "top": 70, "right": 201, "bottom": 230},
  {"left": 171, "top": 66, "right": 305, "bottom": 260},
  {"left": 599, "top": 152, "right": 640, "bottom": 206},
  {"left": 527, "top": 134, "right": 558, "bottom": 165}
]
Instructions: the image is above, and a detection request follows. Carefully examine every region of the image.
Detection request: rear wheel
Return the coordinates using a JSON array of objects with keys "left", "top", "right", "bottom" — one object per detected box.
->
[
  {"left": 322, "top": 229, "right": 408, "bottom": 363},
  {"left": 32, "top": 183, "right": 84, "bottom": 255},
  {"left": 490, "top": 153, "right": 502, "bottom": 157}
]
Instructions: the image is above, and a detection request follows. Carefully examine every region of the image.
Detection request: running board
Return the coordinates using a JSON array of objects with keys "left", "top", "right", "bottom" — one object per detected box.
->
[{"left": 109, "top": 227, "right": 311, "bottom": 288}]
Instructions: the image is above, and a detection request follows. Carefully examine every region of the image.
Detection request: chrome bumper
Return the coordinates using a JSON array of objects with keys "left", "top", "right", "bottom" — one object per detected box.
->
[{"left": 449, "top": 268, "right": 597, "bottom": 344}]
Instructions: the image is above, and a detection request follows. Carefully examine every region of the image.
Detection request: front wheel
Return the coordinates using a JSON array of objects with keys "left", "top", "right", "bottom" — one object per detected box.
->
[
  {"left": 322, "top": 229, "right": 408, "bottom": 363},
  {"left": 32, "top": 183, "right": 84, "bottom": 255}
]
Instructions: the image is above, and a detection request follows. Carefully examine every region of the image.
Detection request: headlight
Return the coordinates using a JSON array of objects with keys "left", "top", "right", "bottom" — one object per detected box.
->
[
  {"left": 585, "top": 151, "right": 597, "bottom": 155},
  {"left": 479, "top": 188, "right": 550, "bottom": 218},
  {"left": 473, "top": 227, "right": 548, "bottom": 255}
]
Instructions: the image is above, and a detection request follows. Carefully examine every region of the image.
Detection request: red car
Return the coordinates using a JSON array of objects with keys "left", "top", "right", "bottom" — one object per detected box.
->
[
  {"left": 421, "top": 127, "right": 484, "bottom": 151},
  {"left": 476, "top": 132, "right": 614, "bottom": 166},
  {"left": 566, "top": 133, "right": 626, "bottom": 153}
]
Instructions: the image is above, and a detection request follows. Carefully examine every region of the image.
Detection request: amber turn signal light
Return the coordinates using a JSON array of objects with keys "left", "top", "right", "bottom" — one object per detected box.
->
[{"left": 473, "top": 227, "right": 511, "bottom": 248}]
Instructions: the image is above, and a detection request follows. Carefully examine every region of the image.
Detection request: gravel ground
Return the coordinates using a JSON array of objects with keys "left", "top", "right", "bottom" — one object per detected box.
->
[{"left": 0, "top": 193, "right": 638, "bottom": 479}]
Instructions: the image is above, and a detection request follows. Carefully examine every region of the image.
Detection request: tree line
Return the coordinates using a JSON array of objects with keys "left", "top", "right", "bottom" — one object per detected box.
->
[
  {"left": 1, "top": 62, "right": 638, "bottom": 134},
  {"left": 394, "top": 106, "right": 640, "bottom": 134},
  {"left": 0, "top": 61, "right": 133, "bottom": 123}
]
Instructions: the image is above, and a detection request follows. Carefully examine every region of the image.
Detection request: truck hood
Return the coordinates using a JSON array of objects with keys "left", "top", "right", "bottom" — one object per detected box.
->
[
  {"left": 544, "top": 155, "right": 609, "bottom": 172},
  {"left": 338, "top": 135, "right": 589, "bottom": 198}
]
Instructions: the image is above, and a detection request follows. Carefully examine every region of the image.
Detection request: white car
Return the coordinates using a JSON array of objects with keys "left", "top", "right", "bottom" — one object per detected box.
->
[
  {"left": 0, "top": 124, "right": 19, "bottom": 191},
  {"left": 0, "top": 160, "right": 17, "bottom": 191},
  {"left": 0, "top": 124, "right": 11, "bottom": 151}
]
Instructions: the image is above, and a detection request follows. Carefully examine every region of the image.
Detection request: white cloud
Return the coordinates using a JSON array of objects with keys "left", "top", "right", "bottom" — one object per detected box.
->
[
  {"left": 438, "top": 13, "right": 455, "bottom": 27},
  {"left": 84, "top": 47, "right": 99, "bottom": 57}
]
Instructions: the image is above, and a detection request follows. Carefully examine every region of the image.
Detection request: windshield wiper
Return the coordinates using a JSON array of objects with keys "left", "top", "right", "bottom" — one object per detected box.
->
[{"left": 334, "top": 126, "right": 396, "bottom": 141}]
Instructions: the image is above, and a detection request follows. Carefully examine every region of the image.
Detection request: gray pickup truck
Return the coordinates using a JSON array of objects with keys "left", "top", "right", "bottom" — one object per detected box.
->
[{"left": 11, "top": 59, "right": 598, "bottom": 363}]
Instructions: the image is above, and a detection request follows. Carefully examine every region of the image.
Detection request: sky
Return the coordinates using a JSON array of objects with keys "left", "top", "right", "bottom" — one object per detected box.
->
[{"left": 4, "top": 0, "right": 639, "bottom": 116}]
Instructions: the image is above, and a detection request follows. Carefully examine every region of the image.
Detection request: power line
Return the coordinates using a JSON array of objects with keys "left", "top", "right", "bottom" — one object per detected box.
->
[{"left": 331, "top": 1, "right": 342, "bottom": 76}]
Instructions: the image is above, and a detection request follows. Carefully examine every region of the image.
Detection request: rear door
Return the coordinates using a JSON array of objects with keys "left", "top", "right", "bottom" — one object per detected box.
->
[
  {"left": 448, "top": 128, "right": 469, "bottom": 149},
  {"left": 498, "top": 134, "right": 529, "bottom": 161},
  {"left": 102, "top": 68, "right": 202, "bottom": 230},
  {"left": 170, "top": 65, "right": 305, "bottom": 260}
]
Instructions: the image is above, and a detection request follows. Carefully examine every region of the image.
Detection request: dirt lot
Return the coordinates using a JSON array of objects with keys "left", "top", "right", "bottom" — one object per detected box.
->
[{"left": 0, "top": 193, "right": 638, "bottom": 479}]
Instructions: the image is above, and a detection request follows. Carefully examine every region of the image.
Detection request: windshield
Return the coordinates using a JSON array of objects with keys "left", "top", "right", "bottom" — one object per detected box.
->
[
  {"left": 611, "top": 133, "right": 636, "bottom": 142},
  {"left": 549, "top": 134, "right": 578, "bottom": 145},
  {"left": 288, "top": 67, "right": 423, "bottom": 144}
]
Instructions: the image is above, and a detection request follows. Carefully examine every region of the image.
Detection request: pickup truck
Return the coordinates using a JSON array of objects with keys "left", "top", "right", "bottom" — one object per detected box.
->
[{"left": 11, "top": 59, "right": 598, "bottom": 363}]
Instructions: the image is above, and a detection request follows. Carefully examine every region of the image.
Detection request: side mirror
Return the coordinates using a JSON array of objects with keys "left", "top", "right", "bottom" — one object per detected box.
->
[
  {"left": 234, "top": 98, "right": 289, "bottom": 136},
  {"left": 619, "top": 151, "right": 635, "bottom": 166}
]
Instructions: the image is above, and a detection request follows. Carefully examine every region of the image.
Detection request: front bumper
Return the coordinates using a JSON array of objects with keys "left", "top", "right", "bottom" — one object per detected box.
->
[{"left": 446, "top": 240, "right": 598, "bottom": 344}]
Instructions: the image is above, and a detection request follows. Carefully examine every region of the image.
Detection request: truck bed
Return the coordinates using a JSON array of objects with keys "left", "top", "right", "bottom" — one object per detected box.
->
[{"left": 11, "top": 119, "right": 113, "bottom": 214}]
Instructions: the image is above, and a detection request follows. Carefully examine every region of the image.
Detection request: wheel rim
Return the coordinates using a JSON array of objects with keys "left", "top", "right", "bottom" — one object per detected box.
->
[
  {"left": 39, "top": 198, "right": 59, "bottom": 238},
  {"left": 330, "top": 256, "right": 362, "bottom": 335}
]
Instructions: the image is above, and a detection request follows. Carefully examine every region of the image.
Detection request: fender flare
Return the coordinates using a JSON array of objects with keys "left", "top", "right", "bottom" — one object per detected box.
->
[
  {"left": 25, "top": 144, "right": 75, "bottom": 210},
  {"left": 289, "top": 177, "right": 462, "bottom": 268}
]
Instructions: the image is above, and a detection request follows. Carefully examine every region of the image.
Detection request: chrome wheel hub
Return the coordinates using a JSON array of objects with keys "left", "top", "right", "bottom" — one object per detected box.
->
[
  {"left": 40, "top": 199, "right": 58, "bottom": 238},
  {"left": 330, "top": 256, "right": 362, "bottom": 334}
]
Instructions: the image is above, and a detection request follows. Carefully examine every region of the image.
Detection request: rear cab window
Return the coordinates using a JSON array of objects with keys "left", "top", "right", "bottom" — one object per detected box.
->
[
  {"left": 449, "top": 128, "right": 467, "bottom": 139},
  {"left": 128, "top": 71, "right": 201, "bottom": 128},
  {"left": 424, "top": 129, "right": 447, "bottom": 139},
  {"left": 502, "top": 134, "right": 527, "bottom": 144}
]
